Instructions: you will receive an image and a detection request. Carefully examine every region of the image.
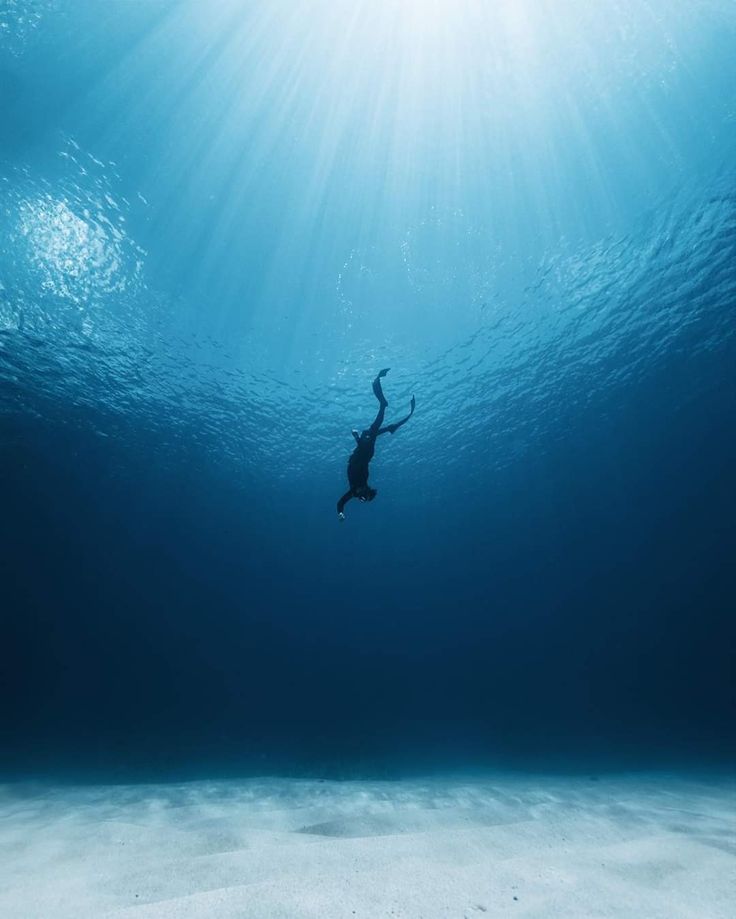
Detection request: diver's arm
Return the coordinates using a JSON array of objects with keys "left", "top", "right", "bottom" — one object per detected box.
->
[
  {"left": 337, "top": 490, "right": 353, "bottom": 519},
  {"left": 378, "top": 395, "right": 416, "bottom": 435},
  {"left": 351, "top": 429, "right": 361, "bottom": 445}
]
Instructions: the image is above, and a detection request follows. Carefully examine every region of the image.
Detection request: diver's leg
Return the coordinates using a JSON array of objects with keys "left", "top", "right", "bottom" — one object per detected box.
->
[
  {"left": 369, "top": 401, "right": 386, "bottom": 436},
  {"left": 379, "top": 395, "right": 415, "bottom": 435}
]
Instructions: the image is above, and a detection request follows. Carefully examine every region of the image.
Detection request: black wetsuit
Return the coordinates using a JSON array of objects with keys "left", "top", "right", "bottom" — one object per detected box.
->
[{"left": 337, "top": 371, "right": 414, "bottom": 517}]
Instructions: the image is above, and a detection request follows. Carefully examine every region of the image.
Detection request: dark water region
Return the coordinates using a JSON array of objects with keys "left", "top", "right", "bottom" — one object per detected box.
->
[
  {"left": 4, "top": 315, "right": 734, "bottom": 779},
  {"left": 3, "top": 384, "right": 735, "bottom": 779},
  {"left": 1, "top": 1, "right": 736, "bottom": 782}
]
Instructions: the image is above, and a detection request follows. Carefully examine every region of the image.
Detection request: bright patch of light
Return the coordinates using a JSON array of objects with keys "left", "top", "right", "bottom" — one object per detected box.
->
[{"left": 18, "top": 195, "right": 132, "bottom": 306}]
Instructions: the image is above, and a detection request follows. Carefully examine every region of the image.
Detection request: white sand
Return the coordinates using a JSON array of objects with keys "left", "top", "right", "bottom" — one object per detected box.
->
[{"left": 1, "top": 772, "right": 734, "bottom": 918}]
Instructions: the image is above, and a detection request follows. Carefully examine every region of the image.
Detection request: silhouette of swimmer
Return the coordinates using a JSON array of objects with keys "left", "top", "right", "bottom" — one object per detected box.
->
[{"left": 337, "top": 369, "right": 415, "bottom": 519}]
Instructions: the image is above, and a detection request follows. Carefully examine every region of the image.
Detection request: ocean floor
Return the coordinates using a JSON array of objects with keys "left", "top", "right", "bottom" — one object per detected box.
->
[{"left": 1, "top": 772, "right": 734, "bottom": 918}]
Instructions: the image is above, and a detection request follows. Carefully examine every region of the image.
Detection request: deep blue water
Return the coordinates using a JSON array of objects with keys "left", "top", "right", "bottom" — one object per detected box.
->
[{"left": 1, "top": 0, "right": 735, "bottom": 779}]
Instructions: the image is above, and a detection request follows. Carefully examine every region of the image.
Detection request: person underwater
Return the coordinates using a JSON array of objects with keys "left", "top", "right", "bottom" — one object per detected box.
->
[{"left": 337, "top": 369, "right": 415, "bottom": 520}]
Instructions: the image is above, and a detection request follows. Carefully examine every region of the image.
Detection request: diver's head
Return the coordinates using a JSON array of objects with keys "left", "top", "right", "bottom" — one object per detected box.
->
[{"left": 356, "top": 485, "right": 378, "bottom": 502}]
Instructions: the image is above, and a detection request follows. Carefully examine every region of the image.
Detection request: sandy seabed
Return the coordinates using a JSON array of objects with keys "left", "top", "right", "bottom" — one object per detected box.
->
[{"left": 1, "top": 772, "right": 734, "bottom": 918}]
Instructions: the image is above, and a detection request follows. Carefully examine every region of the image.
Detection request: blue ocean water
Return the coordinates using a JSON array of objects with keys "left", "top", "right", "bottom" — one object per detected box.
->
[{"left": 1, "top": 0, "right": 735, "bottom": 779}]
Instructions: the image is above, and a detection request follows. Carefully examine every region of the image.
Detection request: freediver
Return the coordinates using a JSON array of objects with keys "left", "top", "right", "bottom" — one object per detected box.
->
[{"left": 337, "top": 369, "right": 415, "bottom": 520}]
